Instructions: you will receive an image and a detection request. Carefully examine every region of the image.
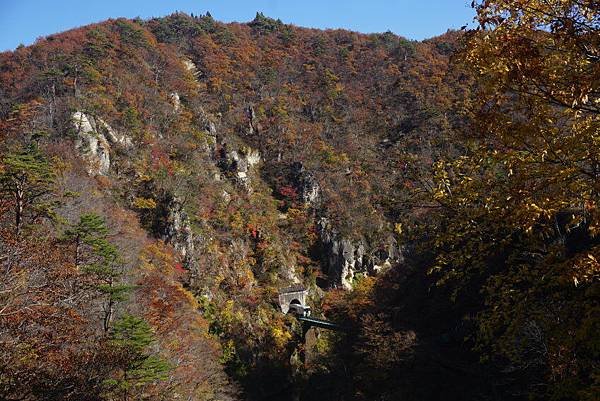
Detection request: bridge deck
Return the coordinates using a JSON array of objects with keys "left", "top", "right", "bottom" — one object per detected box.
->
[{"left": 297, "top": 316, "right": 344, "bottom": 331}]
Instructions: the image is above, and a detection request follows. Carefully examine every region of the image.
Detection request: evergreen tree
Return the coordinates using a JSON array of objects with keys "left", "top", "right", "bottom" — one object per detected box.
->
[
  {"left": 0, "top": 144, "right": 56, "bottom": 235},
  {"left": 66, "top": 213, "right": 133, "bottom": 331},
  {"left": 105, "top": 314, "right": 170, "bottom": 401},
  {"left": 249, "top": 12, "right": 282, "bottom": 33},
  {"left": 64, "top": 212, "right": 109, "bottom": 267}
]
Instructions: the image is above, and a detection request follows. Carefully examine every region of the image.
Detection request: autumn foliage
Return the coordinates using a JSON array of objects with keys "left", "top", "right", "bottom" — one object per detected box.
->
[{"left": 0, "top": 4, "right": 598, "bottom": 401}]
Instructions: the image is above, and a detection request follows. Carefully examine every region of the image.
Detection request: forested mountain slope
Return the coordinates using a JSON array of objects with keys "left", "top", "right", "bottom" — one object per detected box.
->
[{"left": 0, "top": 2, "right": 598, "bottom": 401}]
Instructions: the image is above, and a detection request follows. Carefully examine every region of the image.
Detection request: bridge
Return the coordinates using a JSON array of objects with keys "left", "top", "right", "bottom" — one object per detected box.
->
[
  {"left": 278, "top": 286, "right": 344, "bottom": 331},
  {"left": 297, "top": 316, "right": 343, "bottom": 331}
]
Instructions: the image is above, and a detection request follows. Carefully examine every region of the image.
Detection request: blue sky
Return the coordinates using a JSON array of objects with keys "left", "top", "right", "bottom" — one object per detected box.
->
[{"left": 0, "top": 0, "right": 476, "bottom": 51}]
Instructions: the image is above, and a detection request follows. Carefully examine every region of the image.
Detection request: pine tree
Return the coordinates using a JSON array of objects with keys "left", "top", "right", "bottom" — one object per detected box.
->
[
  {"left": 0, "top": 144, "right": 56, "bottom": 235},
  {"left": 106, "top": 314, "right": 170, "bottom": 401},
  {"left": 86, "top": 238, "right": 133, "bottom": 332},
  {"left": 64, "top": 213, "right": 109, "bottom": 267},
  {"left": 66, "top": 213, "right": 133, "bottom": 331}
]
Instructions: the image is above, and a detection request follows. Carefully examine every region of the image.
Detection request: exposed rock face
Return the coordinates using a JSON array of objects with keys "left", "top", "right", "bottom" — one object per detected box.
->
[
  {"left": 207, "top": 120, "right": 217, "bottom": 136},
  {"left": 196, "top": 116, "right": 218, "bottom": 155},
  {"left": 72, "top": 111, "right": 132, "bottom": 176},
  {"left": 318, "top": 217, "right": 402, "bottom": 289},
  {"left": 100, "top": 120, "right": 133, "bottom": 148},
  {"left": 218, "top": 145, "right": 261, "bottom": 191},
  {"left": 291, "top": 162, "right": 321, "bottom": 207},
  {"left": 183, "top": 58, "right": 201, "bottom": 79},
  {"left": 72, "top": 112, "right": 111, "bottom": 175},
  {"left": 370, "top": 237, "right": 402, "bottom": 273},
  {"left": 244, "top": 104, "right": 260, "bottom": 135},
  {"left": 167, "top": 201, "right": 196, "bottom": 270},
  {"left": 318, "top": 218, "right": 364, "bottom": 289},
  {"left": 245, "top": 148, "right": 261, "bottom": 167},
  {"left": 152, "top": 193, "right": 197, "bottom": 280},
  {"left": 183, "top": 59, "right": 195, "bottom": 70},
  {"left": 170, "top": 92, "right": 181, "bottom": 112}
]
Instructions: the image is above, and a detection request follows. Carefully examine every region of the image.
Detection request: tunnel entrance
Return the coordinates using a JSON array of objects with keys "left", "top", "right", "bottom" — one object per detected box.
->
[{"left": 278, "top": 286, "right": 308, "bottom": 314}]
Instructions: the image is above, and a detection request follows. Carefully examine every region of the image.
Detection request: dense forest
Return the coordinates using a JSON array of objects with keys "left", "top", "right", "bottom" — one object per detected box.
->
[{"left": 0, "top": 1, "right": 598, "bottom": 400}]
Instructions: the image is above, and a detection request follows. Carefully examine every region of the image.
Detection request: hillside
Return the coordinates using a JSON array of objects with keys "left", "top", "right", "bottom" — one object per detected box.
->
[{"left": 1, "top": 3, "right": 598, "bottom": 401}]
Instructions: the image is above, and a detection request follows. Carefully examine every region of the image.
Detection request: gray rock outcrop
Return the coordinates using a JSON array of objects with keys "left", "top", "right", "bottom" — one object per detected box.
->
[
  {"left": 170, "top": 92, "right": 181, "bottom": 112},
  {"left": 244, "top": 104, "right": 260, "bottom": 135},
  {"left": 291, "top": 162, "right": 321, "bottom": 207},
  {"left": 183, "top": 58, "right": 200, "bottom": 78},
  {"left": 152, "top": 193, "right": 198, "bottom": 281},
  {"left": 166, "top": 200, "right": 195, "bottom": 266},
  {"left": 218, "top": 145, "right": 261, "bottom": 191},
  {"left": 318, "top": 217, "right": 402, "bottom": 289},
  {"left": 72, "top": 111, "right": 132, "bottom": 176}
]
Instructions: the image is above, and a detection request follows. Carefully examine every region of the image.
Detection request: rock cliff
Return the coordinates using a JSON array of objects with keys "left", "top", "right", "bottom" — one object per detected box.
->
[
  {"left": 318, "top": 217, "right": 402, "bottom": 289},
  {"left": 72, "top": 111, "right": 132, "bottom": 176}
]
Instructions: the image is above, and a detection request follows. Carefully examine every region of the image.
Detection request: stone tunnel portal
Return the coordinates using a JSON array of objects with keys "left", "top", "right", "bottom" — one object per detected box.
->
[{"left": 278, "top": 285, "right": 308, "bottom": 314}]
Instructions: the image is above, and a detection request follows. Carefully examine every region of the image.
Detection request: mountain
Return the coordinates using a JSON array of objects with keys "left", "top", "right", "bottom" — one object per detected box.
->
[{"left": 1, "top": 4, "right": 598, "bottom": 401}]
